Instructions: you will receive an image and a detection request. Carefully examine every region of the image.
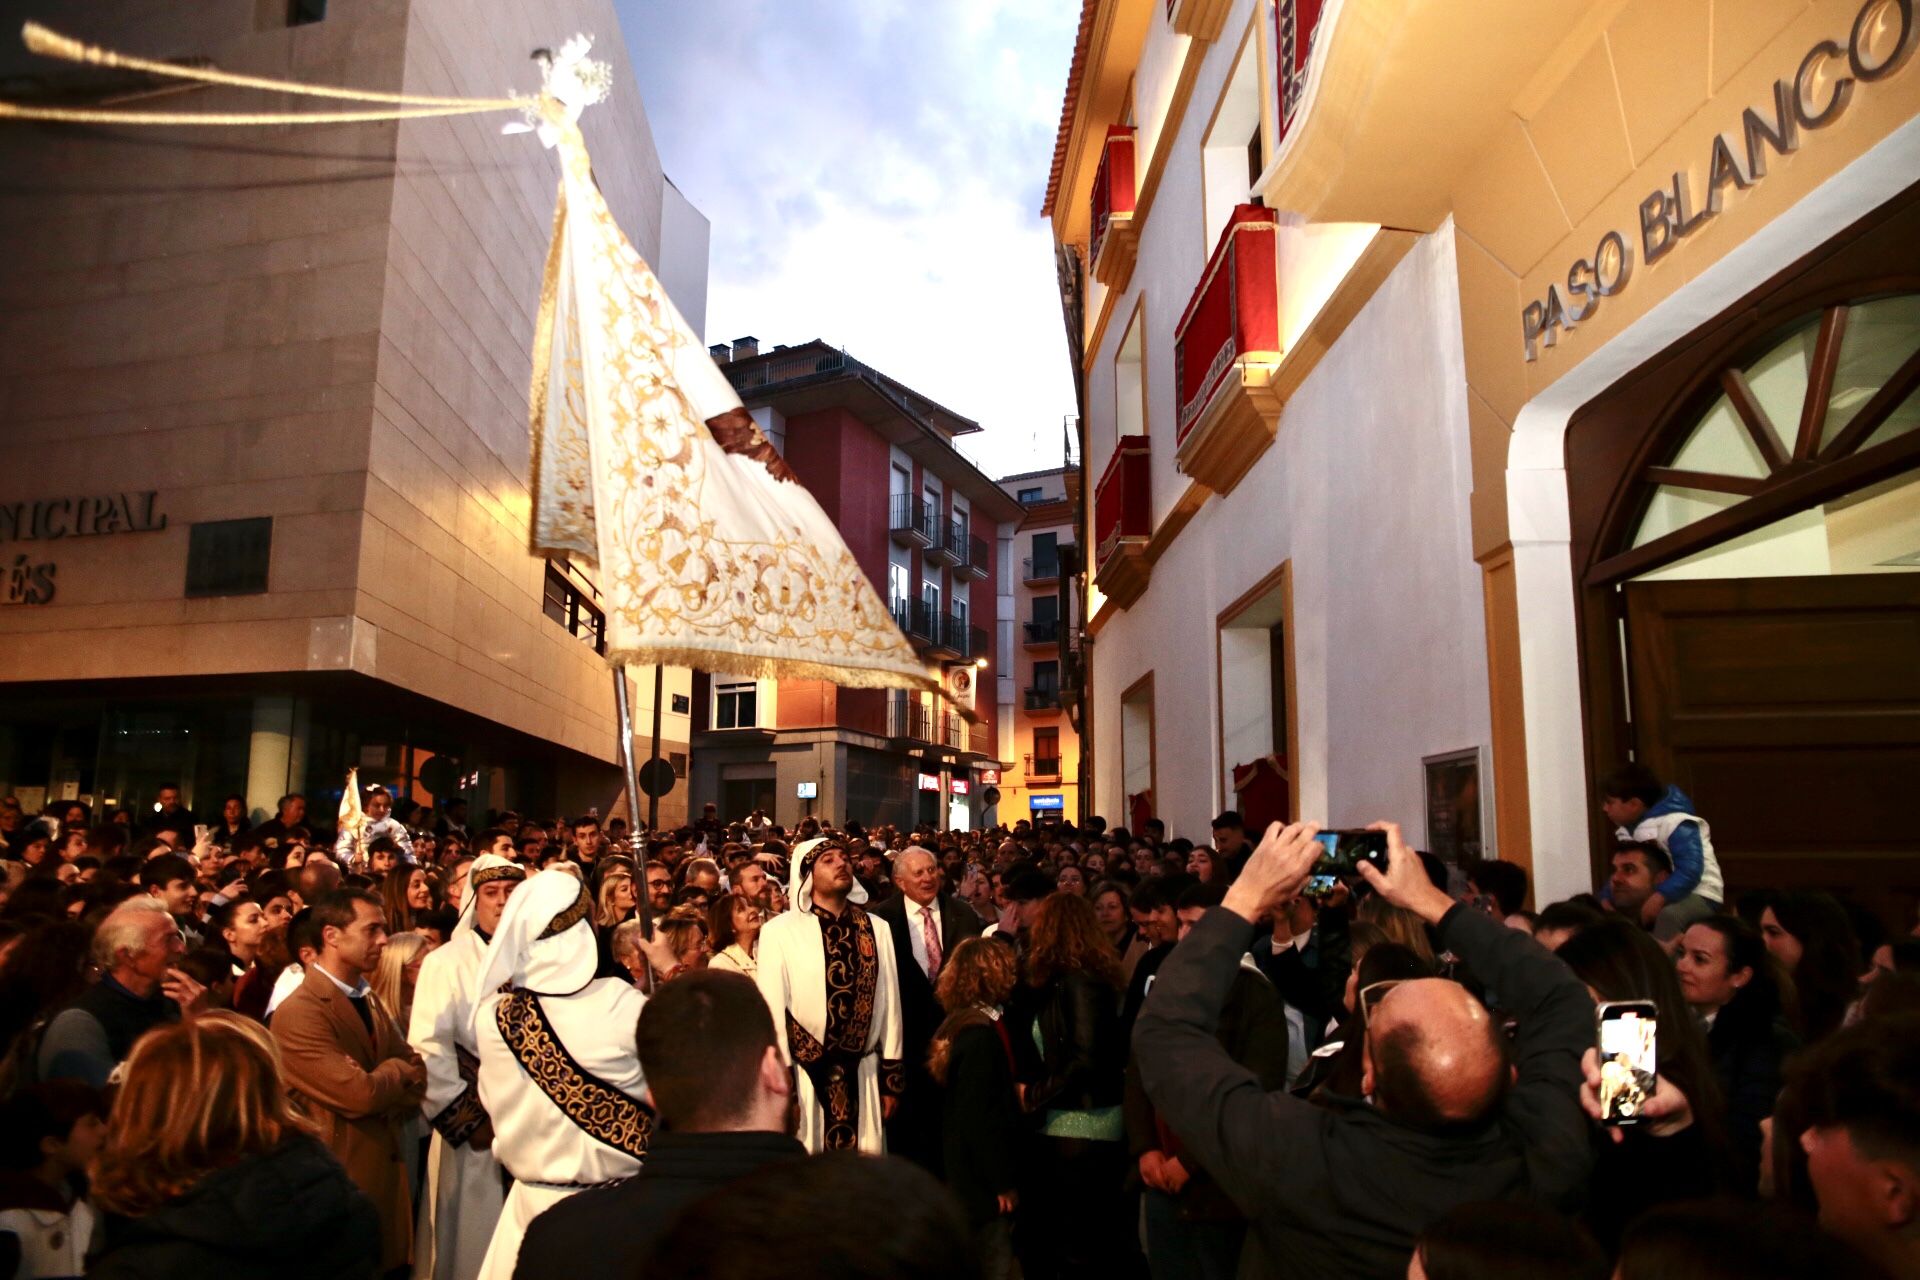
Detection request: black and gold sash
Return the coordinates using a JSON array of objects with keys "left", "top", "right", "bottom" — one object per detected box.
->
[
  {"left": 495, "top": 988, "right": 652, "bottom": 1160},
  {"left": 788, "top": 904, "right": 884, "bottom": 1150},
  {"left": 428, "top": 1044, "right": 488, "bottom": 1146}
]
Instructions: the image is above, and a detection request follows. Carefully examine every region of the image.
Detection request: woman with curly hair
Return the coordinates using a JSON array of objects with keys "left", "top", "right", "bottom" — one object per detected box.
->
[
  {"left": 1010, "top": 892, "right": 1127, "bottom": 1279},
  {"left": 87, "top": 1011, "right": 378, "bottom": 1279},
  {"left": 928, "top": 936, "right": 1024, "bottom": 1279}
]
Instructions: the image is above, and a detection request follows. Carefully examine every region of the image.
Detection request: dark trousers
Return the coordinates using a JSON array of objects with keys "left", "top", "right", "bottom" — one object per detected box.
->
[
  {"left": 973, "top": 1217, "right": 1019, "bottom": 1280},
  {"left": 1015, "top": 1136, "right": 1134, "bottom": 1279},
  {"left": 1143, "top": 1188, "right": 1245, "bottom": 1280}
]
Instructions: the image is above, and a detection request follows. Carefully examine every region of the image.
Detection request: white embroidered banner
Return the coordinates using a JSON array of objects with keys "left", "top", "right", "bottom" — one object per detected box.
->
[{"left": 528, "top": 109, "right": 935, "bottom": 693}]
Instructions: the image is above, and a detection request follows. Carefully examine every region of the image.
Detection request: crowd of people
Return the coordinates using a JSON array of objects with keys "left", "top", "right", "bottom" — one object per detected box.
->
[{"left": 0, "top": 766, "right": 1916, "bottom": 1280}]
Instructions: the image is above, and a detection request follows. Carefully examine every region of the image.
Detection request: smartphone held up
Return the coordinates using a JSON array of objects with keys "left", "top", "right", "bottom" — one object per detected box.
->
[
  {"left": 1310, "top": 829, "right": 1389, "bottom": 878},
  {"left": 1595, "top": 1000, "right": 1658, "bottom": 1124}
]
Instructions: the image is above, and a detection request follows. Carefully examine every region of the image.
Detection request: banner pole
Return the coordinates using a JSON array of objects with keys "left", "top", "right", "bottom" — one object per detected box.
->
[
  {"left": 648, "top": 663, "right": 664, "bottom": 834},
  {"left": 613, "top": 666, "right": 642, "bottom": 844}
]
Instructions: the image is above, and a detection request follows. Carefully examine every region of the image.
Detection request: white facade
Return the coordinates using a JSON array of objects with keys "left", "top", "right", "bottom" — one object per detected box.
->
[{"left": 1080, "top": 0, "right": 1491, "bottom": 844}]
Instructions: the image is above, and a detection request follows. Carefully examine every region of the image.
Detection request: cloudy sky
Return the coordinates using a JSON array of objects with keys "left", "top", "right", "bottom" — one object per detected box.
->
[{"left": 614, "top": 0, "right": 1081, "bottom": 480}]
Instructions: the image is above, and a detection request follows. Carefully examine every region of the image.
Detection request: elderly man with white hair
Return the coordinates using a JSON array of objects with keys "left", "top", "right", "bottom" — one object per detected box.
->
[
  {"left": 754, "top": 837, "right": 905, "bottom": 1154},
  {"left": 37, "top": 897, "right": 204, "bottom": 1086},
  {"left": 471, "top": 869, "right": 650, "bottom": 1280},
  {"left": 873, "top": 843, "right": 986, "bottom": 1170},
  {"left": 408, "top": 853, "right": 525, "bottom": 1280}
]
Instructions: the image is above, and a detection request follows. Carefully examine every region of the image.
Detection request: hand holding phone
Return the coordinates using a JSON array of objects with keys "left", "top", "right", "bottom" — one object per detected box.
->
[
  {"left": 1352, "top": 822, "right": 1453, "bottom": 923},
  {"left": 1310, "top": 829, "right": 1389, "bottom": 877},
  {"left": 1594, "top": 1001, "right": 1659, "bottom": 1125},
  {"left": 1580, "top": 1046, "right": 1694, "bottom": 1142}
]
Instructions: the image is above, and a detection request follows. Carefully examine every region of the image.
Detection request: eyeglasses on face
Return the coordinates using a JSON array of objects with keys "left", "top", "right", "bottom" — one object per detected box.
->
[{"left": 1358, "top": 979, "right": 1408, "bottom": 1027}]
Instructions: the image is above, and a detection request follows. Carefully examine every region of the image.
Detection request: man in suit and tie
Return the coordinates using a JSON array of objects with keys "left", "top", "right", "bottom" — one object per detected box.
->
[
  {"left": 874, "top": 845, "right": 984, "bottom": 1172},
  {"left": 273, "top": 888, "right": 428, "bottom": 1277}
]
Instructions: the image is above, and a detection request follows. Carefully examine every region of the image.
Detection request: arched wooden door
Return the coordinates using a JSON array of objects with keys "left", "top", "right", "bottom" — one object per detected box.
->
[{"left": 1568, "top": 186, "right": 1920, "bottom": 930}]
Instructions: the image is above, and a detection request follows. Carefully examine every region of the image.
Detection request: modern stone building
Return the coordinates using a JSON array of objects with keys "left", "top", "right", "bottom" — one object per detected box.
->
[{"left": 0, "top": 0, "right": 705, "bottom": 827}]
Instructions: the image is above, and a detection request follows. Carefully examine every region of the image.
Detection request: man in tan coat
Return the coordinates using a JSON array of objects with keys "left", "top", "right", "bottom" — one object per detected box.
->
[{"left": 273, "top": 887, "right": 427, "bottom": 1275}]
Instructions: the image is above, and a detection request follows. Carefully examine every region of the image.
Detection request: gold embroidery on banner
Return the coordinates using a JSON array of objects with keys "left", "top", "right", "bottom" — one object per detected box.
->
[
  {"left": 496, "top": 990, "right": 651, "bottom": 1160},
  {"left": 525, "top": 124, "right": 936, "bottom": 692}
]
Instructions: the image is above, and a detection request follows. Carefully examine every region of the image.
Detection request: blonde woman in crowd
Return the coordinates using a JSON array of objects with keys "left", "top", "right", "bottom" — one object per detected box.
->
[
  {"left": 371, "top": 930, "right": 434, "bottom": 1215},
  {"left": 86, "top": 1012, "right": 379, "bottom": 1279}
]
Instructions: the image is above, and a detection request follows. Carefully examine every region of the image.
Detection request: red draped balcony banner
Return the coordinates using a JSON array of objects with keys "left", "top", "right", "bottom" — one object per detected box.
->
[
  {"left": 1094, "top": 435, "right": 1151, "bottom": 564},
  {"left": 1090, "top": 125, "right": 1139, "bottom": 289},
  {"left": 1175, "top": 205, "right": 1279, "bottom": 444},
  {"left": 1274, "top": 0, "right": 1327, "bottom": 146},
  {"left": 1092, "top": 435, "right": 1152, "bottom": 609},
  {"left": 1172, "top": 205, "right": 1284, "bottom": 494}
]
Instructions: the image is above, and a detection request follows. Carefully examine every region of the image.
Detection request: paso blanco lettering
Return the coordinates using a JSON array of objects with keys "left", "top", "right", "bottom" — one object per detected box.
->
[{"left": 1522, "top": 0, "right": 1913, "bottom": 361}]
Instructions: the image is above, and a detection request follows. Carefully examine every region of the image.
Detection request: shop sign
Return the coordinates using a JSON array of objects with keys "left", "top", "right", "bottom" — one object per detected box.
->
[
  {"left": 979, "top": 767, "right": 1001, "bottom": 785},
  {"left": 950, "top": 778, "right": 970, "bottom": 795},
  {"left": 0, "top": 491, "right": 167, "bottom": 542},
  {"left": 1522, "top": 0, "right": 1914, "bottom": 361},
  {"left": 3, "top": 555, "right": 55, "bottom": 605},
  {"left": 1030, "top": 794, "right": 1065, "bottom": 811},
  {"left": 796, "top": 781, "right": 818, "bottom": 799},
  {"left": 917, "top": 773, "right": 941, "bottom": 792},
  {"left": 0, "top": 490, "right": 168, "bottom": 606},
  {"left": 944, "top": 664, "right": 977, "bottom": 714}
]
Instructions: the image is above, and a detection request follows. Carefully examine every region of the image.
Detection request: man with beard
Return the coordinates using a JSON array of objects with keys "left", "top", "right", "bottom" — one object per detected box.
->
[
  {"left": 408, "top": 854, "right": 526, "bottom": 1280},
  {"left": 755, "top": 838, "right": 905, "bottom": 1154}
]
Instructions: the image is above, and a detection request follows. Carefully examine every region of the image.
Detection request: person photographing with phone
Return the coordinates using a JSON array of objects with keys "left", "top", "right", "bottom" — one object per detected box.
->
[{"left": 1132, "top": 820, "right": 1594, "bottom": 1278}]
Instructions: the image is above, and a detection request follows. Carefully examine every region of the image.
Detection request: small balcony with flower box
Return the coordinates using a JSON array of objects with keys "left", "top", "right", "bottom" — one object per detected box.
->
[
  {"left": 1173, "top": 205, "right": 1283, "bottom": 496},
  {"left": 1092, "top": 434, "right": 1152, "bottom": 609},
  {"left": 1090, "top": 126, "right": 1139, "bottom": 291}
]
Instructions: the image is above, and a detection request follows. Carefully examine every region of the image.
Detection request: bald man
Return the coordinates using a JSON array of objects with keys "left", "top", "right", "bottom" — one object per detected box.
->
[
  {"left": 1134, "top": 821, "right": 1592, "bottom": 1278},
  {"left": 872, "top": 845, "right": 984, "bottom": 1171}
]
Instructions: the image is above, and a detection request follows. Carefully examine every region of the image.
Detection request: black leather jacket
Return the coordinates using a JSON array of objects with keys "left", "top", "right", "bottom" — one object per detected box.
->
[{"left": 1020, "top": 970, "right": 1125, "bottom": 1114}]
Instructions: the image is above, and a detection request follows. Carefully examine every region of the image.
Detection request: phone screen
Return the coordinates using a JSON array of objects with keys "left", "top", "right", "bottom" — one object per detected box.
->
[
  {"left": 1310, "top": 830, "right": 1388, "bottom": 877},
  {"left": 1302, "top": 873, "right": 1339, "bottom": 899},
  {"left": 1597, "top": 1003, "right": 1658, "bottom": 1124}
]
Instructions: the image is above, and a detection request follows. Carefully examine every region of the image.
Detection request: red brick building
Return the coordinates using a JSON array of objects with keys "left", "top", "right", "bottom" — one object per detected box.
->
[{"left": 688, "top": 338, "right": 1023, "bottom": 830}]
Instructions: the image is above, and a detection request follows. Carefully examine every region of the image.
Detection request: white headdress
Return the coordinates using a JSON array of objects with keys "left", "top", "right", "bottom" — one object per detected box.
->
[
  {"left": 787, "top": 836, "right": 867, "bottom": 913},
  {"left": 452, "top": 853, "right": 525, "bottom": 943},
  {"left": 471, "top": 868, "right": 598, "bottom": 1016}
]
